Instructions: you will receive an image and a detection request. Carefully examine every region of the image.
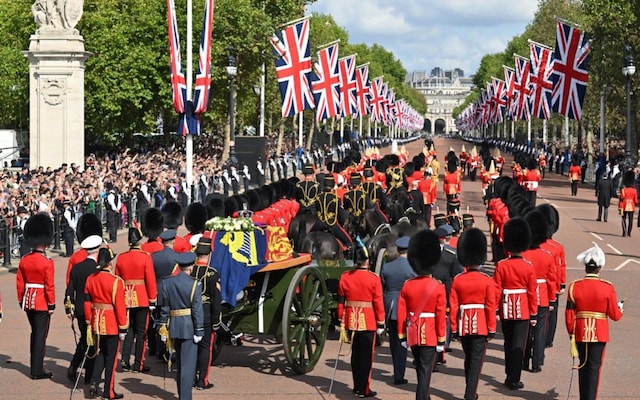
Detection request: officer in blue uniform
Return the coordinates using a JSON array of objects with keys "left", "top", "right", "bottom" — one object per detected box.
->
[
  {"left": 159, "top": 252, "right": 204, "bottom": 400},
  {"left": 151, "top": 229, "right": 180, "bottom": 359}
]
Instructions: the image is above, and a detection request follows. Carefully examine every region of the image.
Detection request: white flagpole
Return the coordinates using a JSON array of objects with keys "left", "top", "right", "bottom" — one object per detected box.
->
[
  {"left": 527, "top": 118, "right": 531, "bottom": 146},
  {"left": 299, "top": 112, "right": 303, "bottom": 148},
  {"left": 543, "top": 119, "right": 548, "bottom": 145},
  {"left": 564, "top": 115, "right": 570, "bottom": 148},
  {"left": 359, "top": 116, "right": 363, "bottom": 141},
  {"left": 185, "top": 0, "right": 193, "bottom": 203},
  {"left": 340, "top": 118, "right": 344, "bottom": 142},
  {"left": 259, "top": 61, "right": 265, "bottom": 137}
]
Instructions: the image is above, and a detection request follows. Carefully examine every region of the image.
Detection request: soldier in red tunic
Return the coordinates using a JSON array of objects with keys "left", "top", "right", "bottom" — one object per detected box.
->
[
  {"left": 569, "top": 161, "right": 582, "bottom": 196},
  {"left": 619, "top": 170, "right": 638, "bottom": 237},
  {"left": 397, "top": 230, "right": 445, "bottom": 400},
  {"left": 566, "top": 245, "right": 623, "bottom": 400},
  {"left": 16, "top": 213, "right": 55, "bottom": 380},
  {"left": 84, "top": 247, "right": 129, "bottom": 399},
  {"left": 175, "top": 203, "right": 207, "bottom": 253},
  {"left": 449, "top": 228, "right": 497, "bottom": 400},
  {"left": 521, "top": 158, "right": 542, "bottom": 206},
  {"left": 140, "top": 208, "right": 165, "bottom": 254},
  {"left": 337, "top": 243, "right": 385, "bottom": 398},
  {"left": 493, "top": 217, "right": 538, "bottom": 390},
  {"left": 443, "top": 159, "right": 462, "bottom": 215},
  {"left": 115, "top": 227, "right": 157, "bottom": 373}
]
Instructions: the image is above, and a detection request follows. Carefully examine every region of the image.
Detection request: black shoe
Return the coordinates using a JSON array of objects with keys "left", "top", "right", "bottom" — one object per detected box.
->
[
  {"left": 393, "top": 378, "right": 408, "bottom": 385},
  {"left": 530, "top": 366, "right": 542, "bottom": 373},
  {"left": 132, "top": 366, "right": 150, "bottom": 373},
  {"left": 596, "top": 218, "right": 601, "bottom": 221},
  {"left": 355, "top": 390, "right": 377, "bottom": 398},
  {"left": 32, "top": 370, "right": 53, "bottom": 380},
  {"left": 88, "top": 383, "right": 98, "bottom": 397},
  {"left": 505, "top": 380, "right": 525, "bottom": 390},
  {"left": 120, "top": 361, "right": 131, "bottom": 371},
  {"left": 67, "top": 366, "right": 77, "bottom": 382},
  {"left": 521, "top": 362, "right": 529, "bottom": 371},
  {"left": 194, "top": 383, "right": 214, "bottom": 390},
  {"left": 109, "top": 394, "right": 124, "bottom": 400}
]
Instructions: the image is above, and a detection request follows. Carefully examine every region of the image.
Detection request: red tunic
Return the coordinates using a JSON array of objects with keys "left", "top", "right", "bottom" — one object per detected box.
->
[
  {"left": 418, "top": 178, "right": 437, "bottom": 205},
  {"left": 565, "top": 274, "right": 622, "bottom": 343},
  {"left": 16, "top": 251, "right": 56, "bottom": 311},
  {"left": 397, "top": 276, "right": 447, "bottom": 346},
  {"left": 173, "top": 234, "right": 194, "bottom": 253},
  {"left": 493, "top": 256, "right": 538, "bottom": 320},
  {"left": 141, "top": 239, "right": 164, "bottom": 254},
  {"left": 450, "top": 270, "right": 497, "bottom": 336},
  {"left": 337, "top": 268, "right": 385, "bottom": 332},
  {"left": 619, "top": 187, "right": 638, "bottom": 212},
  {"left": 443, "top": 171, "right": 461, "bottom": 196},
  {"left": 84, "top": 270, "right": 129, "bottom": 335},
  {"left": 541, "top": 239, "right": 566, "bottom": 293},
  {"left": 569, "top": 165, "right": 582, "bottom": 182},
  {"left": 522, "top": 248, "right": 557, "bottom": 307},
  {"left": 114, "top": 247, "right": 158, "bottom": 308},
  {"left": 521, "top": 169, "right": 541, "bottom": 192},
  {"left": 66, "top": 248, "right": 88, "bottom": 286}
]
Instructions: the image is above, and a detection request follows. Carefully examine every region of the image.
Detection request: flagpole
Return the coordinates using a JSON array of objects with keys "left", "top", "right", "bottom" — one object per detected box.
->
[
  {"left": 359, "top": 116, "right": 363, "bottom": 141},
  {"left": 279, "top": 14, "right": 311, "bottom": 28},
  {"left": 259, "top": 61, "right": 265, "bottom": 137},
  {"left": 543, "top": 119, "right": 548, "bottom": 146},
  {"left": 317, "top": 39, "right": 340, "bottom": 50},
  {"left": 527, "top": 119, "right": 531, "bottom": 146},
  {"left": 564, "top": 115, "right": 570, "bottom": 148},
  {"left": 340, "top": 118, "right": 344, "bottom": 143},
  {"left": 299, "top": 112, "right": 304, "bottom": 148},
  {"left": 185, "top": 0, "right": 193, "bottom": 203}
]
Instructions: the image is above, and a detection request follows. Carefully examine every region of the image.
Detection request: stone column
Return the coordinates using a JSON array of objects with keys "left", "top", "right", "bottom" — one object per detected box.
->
[{"left": 23, "top": 32, "right": 89, "bottom": 169}]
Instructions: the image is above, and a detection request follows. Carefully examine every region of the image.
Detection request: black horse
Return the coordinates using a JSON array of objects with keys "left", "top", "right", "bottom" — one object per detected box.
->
[{"left": 385, "top": 187, "right": 411, "bottom": 225}]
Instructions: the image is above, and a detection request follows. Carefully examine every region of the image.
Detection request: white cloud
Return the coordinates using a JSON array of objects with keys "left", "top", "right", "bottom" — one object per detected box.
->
[{"left": 308, "top": 0, "right": 539, "bottom": 76}]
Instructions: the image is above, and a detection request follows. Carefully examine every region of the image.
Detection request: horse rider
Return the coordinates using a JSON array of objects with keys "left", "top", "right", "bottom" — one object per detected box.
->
[
  {"left": 386, "top": 156, "right": 407, "bottom": 193},
  {"left": 343, "top": 172, "right": 368, "bottom": 224},
  {"left": 311, "top": 175, "right": 353, "bottom": 256},
  {"left": 361, "top": 166, "right": 389, "bottom": 226},
  {"left": 295, "top": 164, "right": 320, "bottom": 214}
]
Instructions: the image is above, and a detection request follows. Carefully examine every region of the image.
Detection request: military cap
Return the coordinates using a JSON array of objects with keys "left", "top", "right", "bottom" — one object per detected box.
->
[
  {"left": 175, "top": 252, "right": 197, "bottom": 268},
  {"left": 195, "top": 237, "right": 212, "bottom": 256},
  {"left": 97, "top": 247, "right": 117, "bottom": 269},
  {"left": 81, "top": 235, "right": 103, "bottom": 251},
  {"left": 159, "top": 229, "right": 177, "bottom": 241}
]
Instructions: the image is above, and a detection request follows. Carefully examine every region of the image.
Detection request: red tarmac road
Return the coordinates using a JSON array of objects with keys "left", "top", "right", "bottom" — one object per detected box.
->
[{"left": 0, "top": 136, "right": 638, "bottom": 399}]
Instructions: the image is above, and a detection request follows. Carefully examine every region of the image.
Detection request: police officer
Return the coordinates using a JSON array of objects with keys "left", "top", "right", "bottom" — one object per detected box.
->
[
  {"left": 16, "top": 213, "right": 56, "bottom": 380},
  {"left": 191, "top": 237, "right": 222, "bottom": 390},
  {"left": 230, "top": 166, "right": 240, "bottom": 195},
  {"left": 380, "top": 236, "right": 416, "bottom": 385},
  {"left": 84, "top": 247, "right": 128, "bottom": 400},
  {"left": 65, "top": 234, "right": 102, "bottom": 383},
  {"left": 158, "top": 252, "right": 204, "bottom": 400},
  {"left": 115, "top": 227, "right": 157, "bottom": 373},
  {"left": 295, "top": 164, "right": 320, "bottom": 214},
  {"left": 311, "top": 175, "right": 353, "bottom": 253},
  {"left": 241, "top": 164, "right": 251, "bottom": 192},
  {"left": 62, "top": 198, "right": 77, "bottom": 257},
  {"left": 256, "top": 159, "right": 265, "bottom": 187}
]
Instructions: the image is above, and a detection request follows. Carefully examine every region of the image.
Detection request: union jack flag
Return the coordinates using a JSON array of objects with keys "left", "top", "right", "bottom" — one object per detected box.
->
[
  {"left": 311, "top": 43, "right": 341, "bottom": 121},
  {"left": 354, "top": 64, "right": 370, "bottom": 118},
  {"left": 270, "top": 19, "right": 315, "bottom": 118},
  {"left": 481, "top": 86, "right": 491, "bottom": 126},
  {"left": 528, "top": 40, "right": 555, "bottom": 120},
  {"left": 167, "top": 0, "right": 186, "bottom": 115},
  {"left": 386, "top": 88, "right": 396, "bottom": 126},
  {"left": 369, "top": 77, "right": 385, "bottom": 123},
  {"left": 503, "top": 66, "right": 516, "bottom": 118},
  {"left": 513, "top": 54, "right": 532, "bottom": 121},
  {"left": 338, "top": 55, "right": 358, "bottom": 118},
  {"left": 192, "top": 0, "right": 216, "bottom": 115},
  {"left": 551, "top": 20, "right": 592, "bottom": 121},
  {"left": 491, "top": 77, "right": 507, "bottom": 124}
]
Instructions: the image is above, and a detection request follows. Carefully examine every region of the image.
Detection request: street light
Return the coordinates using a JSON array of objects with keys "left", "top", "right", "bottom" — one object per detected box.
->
[
  {"left": 227, "top": 45, "right": 238, "bottom": 166},
  {"left": 622, "top": 45, "right": 636, "bottom": 168}
]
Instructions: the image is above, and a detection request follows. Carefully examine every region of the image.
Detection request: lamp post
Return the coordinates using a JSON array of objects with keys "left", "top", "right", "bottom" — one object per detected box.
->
[
  {"left": 227, "top": 46, "right": 238, "bottom": 166},
  {"left": 623, "top": 46, "right": 636, "bottom": 168}
]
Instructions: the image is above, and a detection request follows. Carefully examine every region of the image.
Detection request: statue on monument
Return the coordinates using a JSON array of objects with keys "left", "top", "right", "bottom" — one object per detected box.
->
[{"left": 32, "top": 0, "right": 83, "bottom": 33}]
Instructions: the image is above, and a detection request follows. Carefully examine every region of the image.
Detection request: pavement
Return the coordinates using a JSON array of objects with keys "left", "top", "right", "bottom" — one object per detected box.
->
[{"left": 0, "top": 136, "right": 639, "bottom": 399}]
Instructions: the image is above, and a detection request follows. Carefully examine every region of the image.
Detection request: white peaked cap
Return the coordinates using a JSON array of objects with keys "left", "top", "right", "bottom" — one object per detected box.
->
[{"left": 576, "top": 245, "right": 606, "bottom": 268}]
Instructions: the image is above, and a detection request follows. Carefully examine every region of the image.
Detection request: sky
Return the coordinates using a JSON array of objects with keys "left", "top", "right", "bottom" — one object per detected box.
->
[{"left": 308, "top": 0, "right": 539, "bottom": 78}]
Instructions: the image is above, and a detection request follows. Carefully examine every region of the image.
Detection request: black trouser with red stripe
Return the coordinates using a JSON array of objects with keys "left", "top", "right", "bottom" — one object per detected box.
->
[
  {"left": 546, "top": 300, "right": 558, "bottom": 347},
  {"left": 577, "top": 342, "right": 606, "bottom": 400},
  {"left": 196, "top": 316, "right": 214, "bottom": 387},
  {"left": 501, "top": 319, "right": 529, "bottom": 386},
  {"left": 411, "top": 345, "right": 437, "bottom": 400},
  {"left": 524, "top": 306, "right": 548, "bottom": 370},
  {"left": 91, "top": 334, "right": 120, "bottom": 399},
  {"left": 70, "top": 318, "right": 96, "bottom": 383},
  {"left": 461, "top": 335, "right": 488, "bottom": 400},
  {"left": 122, "top": 307, "right": 149, "bottom": 370},
  {"left": 351, "top": 331, "right": 375, "bottom": 396},
  {"left": 26, "top": 310, "right": 50, "bottom": 377}
]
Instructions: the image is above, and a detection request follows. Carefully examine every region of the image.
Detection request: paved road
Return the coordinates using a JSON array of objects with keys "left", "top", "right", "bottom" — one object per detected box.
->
[{"left": 0, "top": 136, "right": 638, "bottom": 400}]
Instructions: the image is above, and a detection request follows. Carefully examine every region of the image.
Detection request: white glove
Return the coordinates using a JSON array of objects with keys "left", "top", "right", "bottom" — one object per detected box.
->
[
  {"left": 400, "top": 341, "right": 408, "bottom": 349},
  {"left": 119, "top": 332, "right": 127, "bottom": 341},
  {"left": 148, "top": 305, "right": 156, "bottom": 312},
  {"left": 160, "top": 335, "right": 167, "bottom": 343},
  {"left": 618, "top": 301, "right": 624, "bottom": 313},
  {"left": 376, "top": 328, "right": 385, "bottom": 336},
  {"left": 193, "top": 335, "right": 203, "bottom": 344},
  {"left": 436, "top": 345, "right": 445, "bottom": 353}
]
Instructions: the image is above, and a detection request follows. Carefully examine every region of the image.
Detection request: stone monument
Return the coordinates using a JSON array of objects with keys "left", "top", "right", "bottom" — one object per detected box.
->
[{"left": 23, "top": 0, "right": 90, "bottom": 169}]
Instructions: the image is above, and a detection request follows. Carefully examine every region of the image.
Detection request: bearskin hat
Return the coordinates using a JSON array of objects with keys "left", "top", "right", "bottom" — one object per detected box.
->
[
  {"left": 413, "top": 154, "right": 426, "bottom": 171},
  {"left": 141, "top": 207, "right": 164, "bottom": 240},
  {"left": 526, "top": 157, "right": 538, "bottom": 170},
  {"left": 261, "top": 184, "right": 277, "bottom": 205},
  {"left": 128, "top": 226, "right": 143, "bottom": 245},
  {"left": 161, "top": 201, "right": 184, "bottom": 229},
  {"left": 404, "top": 162, "right": 415, "bottom": 177},
  {"left": 205, "top": 195, "right": 226, "bottom": 219},
  {"left": 407, "top": 229, "right": 441, "bottom": 275},
  {"left": 457, "top": 228, "right": 487, "bottom": 266},
  {"left": 503, "top": 217, "right": 531, "bottom": 253},
  {"left": 385, "top": 154, "right": 400, "bottom": 167},
  {"left": 224, "top": 196, "right": 242, "bottom": 217},
  {"left": 271, "top": 181, "right": 284, "bottom": 200},
  {"left": 623, "top": 170, "right": 635, "bottom": 187},
  {"left": 185, "top": 202, "right": 207, "bottom": 234},
  {"left": 447, "top": 159, "right": 458, "bottom": 173},
  {"left": 524, "top": 210, "right": 548, "bottom": 248},
  {"left": 287, "top": 177, "right": 299, "bottom": 198},
  {"left": 24, "top": 213, "right": 54, "bottom": 248},
  {"left": 76, "top": 213, "right": 102, "bottom": 244},
  {"left": 447, "top": 150, "right": 457, "bottom": 163},
  {"left": 253, "top": 187, "right": 270, "bottom": 210},
  {"left": 245, "top": 189, "right": 261, "bottom": 212},
  {"left": 535, "top": 204, "right": 559, "bottom": 238}
]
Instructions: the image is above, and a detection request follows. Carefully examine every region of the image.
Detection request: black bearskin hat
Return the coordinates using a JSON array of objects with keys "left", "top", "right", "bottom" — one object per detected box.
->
[
  {"left": 385, "top": 154, "right": 400, "bottom": 167},
  {"left": 404, "top": 162, "right": 415, "bottom": 177},
  {"left": 205, "top": 195, "right": 226, "bottom": 219},
  {"left": 526, "top": 157, "right": 538, "bottom": 170},
  {"left": 447, "top": 159, "right": 458, "bottom": 173},
  {"left": 407, "top": 229, "right": 441, "bottom": 275},
  {"left": 287, "top": 177, "right": 299, "bottom": 198},
  {"left": 245, "top": 189, "right": 261, "bottom": 212},
  {"left": 535, "top": 204, "right": 559, "bottom": 237},
  {"left": 524, "top": 210, "right": 547, "bottom": 248},
  {"left": 457, "top": 228, "right": 487, "bottom": 266},
  {"left": 76, "top": 213, "right": 102, "bottom": 244},
  {"left": 128, "top": 226, "right": 143, "bottom": 245},
  {"left": 623, "top": 170, "right": 635, "bottom": 187},
  {"left": 24, "top": 213, "right": 54, "bottom": 248},
  {"left": 161, "top": 201, "right": 184, "bottom": 229},
  {"left": 261, "top": 184, "right": 277, "bottom": 205},
  {"left": 224, "top": 196, "right": 242, "bottom": 217},
  {"left": 185, "top": 202, "right": 207, "bottom": 234},
  {"left": 413, "top": 154, "right": 426, "bottom": 171},
  {"left": 141, "top": 207, "right": 163, "bottom": 240},
  {"left": 503, "top": 217, "right": 531, "bottom": 253}
]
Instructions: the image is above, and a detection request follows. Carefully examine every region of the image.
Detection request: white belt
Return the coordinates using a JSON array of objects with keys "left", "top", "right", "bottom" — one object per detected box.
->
[
  {"left": 25, "top": 283, "right": 45, "bottom": 289},
  {"left": 503, "top": 289, "right": 527, "bottom": 295},
  {"left": 460, "top": 304, "right": 485, "bottom": 311},
  {"left": 536, "top": 279, "right": 546, "bottom": 284},
  {"left": 414, "top": 312, "right": 435, "bottom": 318}
]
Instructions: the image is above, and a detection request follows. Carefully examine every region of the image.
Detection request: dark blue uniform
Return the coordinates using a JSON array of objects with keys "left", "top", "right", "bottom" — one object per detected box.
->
[{"left": 151, "top": 245, "right": 179, "bottom": 357}]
